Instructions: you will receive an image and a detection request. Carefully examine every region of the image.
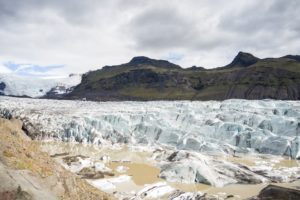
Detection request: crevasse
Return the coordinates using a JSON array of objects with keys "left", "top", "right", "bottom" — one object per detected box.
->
[{"left": 0, "top": 96, "right": 299, "bottom": 159}]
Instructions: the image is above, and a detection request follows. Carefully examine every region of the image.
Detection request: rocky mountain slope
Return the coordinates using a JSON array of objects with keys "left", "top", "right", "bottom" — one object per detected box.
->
[
  {"left": 0, "top": 118, "right": 112, "bottom": 200},
  {"left": 68, "top": 52, "right": 300, "bottom": 101}
]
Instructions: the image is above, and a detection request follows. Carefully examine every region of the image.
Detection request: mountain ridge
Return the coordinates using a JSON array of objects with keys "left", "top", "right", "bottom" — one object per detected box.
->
[
  {"left": 1, "top": 52, "right": 300, "bottom": 101},
  {"left": 67, "top": 52, "right": 300, "bottom": 101}
]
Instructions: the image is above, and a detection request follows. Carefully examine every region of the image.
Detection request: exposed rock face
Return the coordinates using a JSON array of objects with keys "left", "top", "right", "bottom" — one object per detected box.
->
[
  {"left": 44, "top": 85, "right": 76, "bottom": 99},
  {"left": 128, "top": 56, "right": 182, "bottom": 69},
  {"left": 249, "top": 185, "right": 300, "bottom": 200},
  {"left": 168, "top": 191, "right": 206, "bottom": 200},
  {"left": 282, "top": 55, "right": 300, "bottom": 62},
  {"left": 68, "top": 52, "right": 300, "bottom": 101},
  {"left": 0, "top": 185, "right": 33, "bottom": 200},
  {"left": 0, "top": 81, "right": 6, "bottom": 95},
  {"left": 225, "top": 52, "right": 259, "bottom": 68}
]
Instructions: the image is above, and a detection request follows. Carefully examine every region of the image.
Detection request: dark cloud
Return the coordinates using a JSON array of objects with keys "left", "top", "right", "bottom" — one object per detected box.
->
[
  {"left": 218, "top": 0, "right": 300, "bottom": 50},
  {"left": 127, "top": 4, "right": 231, "bottom": 51},
  {"left": 128, "top": 7, "right": 194, "bottom": 49}
]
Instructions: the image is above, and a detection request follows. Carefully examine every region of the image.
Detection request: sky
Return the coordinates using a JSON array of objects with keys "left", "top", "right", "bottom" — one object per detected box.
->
[{"left": 0, "top": 0, "right": 299, "bottom": 77}]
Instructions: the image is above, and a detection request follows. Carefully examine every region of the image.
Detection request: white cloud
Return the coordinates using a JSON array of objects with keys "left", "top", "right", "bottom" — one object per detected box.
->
[{"left": 0, "top": 0, "right": 299, "bottom": 76}]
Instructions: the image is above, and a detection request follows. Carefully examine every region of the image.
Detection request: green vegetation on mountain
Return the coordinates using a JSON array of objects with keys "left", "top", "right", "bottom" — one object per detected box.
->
[{"left": 67, "top": 52, "right": 300, "bottom": 101}]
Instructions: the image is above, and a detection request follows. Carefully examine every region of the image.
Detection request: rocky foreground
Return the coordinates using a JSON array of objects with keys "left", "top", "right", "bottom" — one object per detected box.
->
[
  {"left": 1, "top": 97, "right": 300, "bottom": 199},
  {"left": 0, "top": 118, "right": 113, "bottom": 200},
  {"left": 1, "top": 117, "right": 300, "bottom": 200}
]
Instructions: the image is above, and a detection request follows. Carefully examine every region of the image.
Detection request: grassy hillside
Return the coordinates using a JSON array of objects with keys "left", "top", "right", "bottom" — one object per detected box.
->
[{"left": 67, "top": 53, "right": 300, "bottom": 101}]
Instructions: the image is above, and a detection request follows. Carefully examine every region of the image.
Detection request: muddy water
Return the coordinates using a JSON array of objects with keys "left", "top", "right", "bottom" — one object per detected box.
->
[
  {"left": 109, "top": 162, "right": 161, "bottom": 185},
  {"left": 224, "top": 154, "right": 299, "bottom": 168},
  {"left": 41, "top": 141, "right": 300, "bottom": 199}
]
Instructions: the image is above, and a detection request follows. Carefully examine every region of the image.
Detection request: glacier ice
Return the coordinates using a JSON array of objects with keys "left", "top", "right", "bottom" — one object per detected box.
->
[
  {"left": 0, "top": 74, "right": 81, "bottom": 97},
  {"left": 0, "top": 96, "right": 300, "bottom": 159},
  {"left": 156, "top": 150, "right": 268, "bottom": 187}
]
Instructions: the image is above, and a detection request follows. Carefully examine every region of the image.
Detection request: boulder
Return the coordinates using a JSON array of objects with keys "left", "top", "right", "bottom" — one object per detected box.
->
[{"left": 249, "top": 185, "right": 300, "bottom": 200}]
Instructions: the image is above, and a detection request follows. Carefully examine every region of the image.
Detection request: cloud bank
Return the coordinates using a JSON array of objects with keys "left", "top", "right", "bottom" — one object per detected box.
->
[{"left": 0, "top": 0, "right": 299, "bottom": 75}]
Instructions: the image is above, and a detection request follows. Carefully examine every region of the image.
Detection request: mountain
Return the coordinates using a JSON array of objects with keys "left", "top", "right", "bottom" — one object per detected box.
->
[
  {"left": 0, "top": 74, "right": 81, "bottom": 98},
  {"left": 67, "top": 52, "right": 300, "bottom": 101},
  {"left": 223, "top": 51, "right": 259, "bottom": 68},
  {"left": 282, "top": 55, "right": 300, "bottom": 62}
]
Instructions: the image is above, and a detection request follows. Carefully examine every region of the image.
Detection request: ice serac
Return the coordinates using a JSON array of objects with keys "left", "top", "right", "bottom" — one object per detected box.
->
[{"left": 0, "top": 97, "right": 300, "bottom": 159}]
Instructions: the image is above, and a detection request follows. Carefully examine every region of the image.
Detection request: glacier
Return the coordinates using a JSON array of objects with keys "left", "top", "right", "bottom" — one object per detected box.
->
[
  {"left": 0, "top": 74, "right": 81, "bottom": 97},
  {"left": 0, "top": 96, "right": 299, "bottom": 159}
]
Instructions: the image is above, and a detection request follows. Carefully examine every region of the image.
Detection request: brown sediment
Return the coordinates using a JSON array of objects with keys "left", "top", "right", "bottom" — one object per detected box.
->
[
  {"left": 274, "top": 158, "right": 299, "bottom": 168},
  {"left": 108, "top": 162, "right": 162, "bottom": 185},
  {"left": 169, "top": 182, "right": 211, "bottom": 192},
  {"left": 224, "top": 155, "right": 257, "bottom": 166},
  {"left": 223, "top": 154, "right": 299, "bottom": 168},
  {"left": 40, "top": 141, "right": 300, "bottom": 199}
]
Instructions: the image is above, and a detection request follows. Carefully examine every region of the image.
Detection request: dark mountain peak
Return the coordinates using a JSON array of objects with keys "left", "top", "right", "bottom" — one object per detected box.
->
[
  {"left": 282, "top": 55, "right": 300, "bottom": 62},
  {"left": 129, "top": 56, "right": 153, "bottom": 64},
  {"left": 128, "top": 56, "right": 181, "bottom": 69},
  {"left": 236, "top": 51, "right": 255, "bottom": 58},
  {"left": 226, "top": 51, "right": 259, "bottom": 68},
  {"left": 185, "top": 66, "right": 206, "bottom": 71}
]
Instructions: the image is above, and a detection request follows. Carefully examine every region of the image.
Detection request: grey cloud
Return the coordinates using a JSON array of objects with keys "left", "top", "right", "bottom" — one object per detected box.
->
[
  {"left": 0, "top": 0, "right": 299, "bottom": 75},
  {"left": 127, "top": 5, "right": 230, "bottom": 51},
  {"left": 0, "top": 0, "right": 108, "bottom": 26},
  {"left": 218, "top": 0, "right": 300, "bottom": 50},
  {"left": 220, "top": 0, "right": 300, "bottom": 33},
  {"left": 128, "top": 7, "right": 194, "bottom": 49}
]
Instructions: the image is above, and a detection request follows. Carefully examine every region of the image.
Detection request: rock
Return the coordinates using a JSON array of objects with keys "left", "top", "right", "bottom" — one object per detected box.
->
[
  {"left": 225, "top": 52, "right": 259, "bottom": 68},
  {"left": 226, "top": 194, "right": 234, "bottom": 199},
  {"left": 249, "top": 185, "right": 300, "bottom": 200},
  {"left": 169, "top": 190, "right": 205, "bottom": 200},
  {"left": 21, "top": 120, "right": 44, "bottom": 140},
  {"left": 133, "top": 182, "right": 175, "bottom": 199},
  {"left": 63, "top": 156, "right": 80, "bottom": 166},
  {"left": 62, "top": 155, "right": 88, "bottom": 166},
  {"left": 0, "top": 82, "right": 6, "bottom": 92},
  {"left": 0, "top": 186, "right": 33, "bottom": 200},
  {"left": 100, "top": 155, "right": 110, "bottom": 163},
  {"left": 77, "top": 167, "right": 114, "bottom": 179},
  {"left": 0, "top": 162, "right": 58, "bottom": 200},
  {"left": 50, "top": 152, "right": 70, "bottom": 158},
  {"left": 167, "top": 151, "right": 179, "bottom": 162}
]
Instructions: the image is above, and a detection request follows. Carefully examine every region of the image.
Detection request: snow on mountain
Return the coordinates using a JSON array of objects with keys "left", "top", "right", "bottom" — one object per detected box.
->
[
  {"left": 0, "top": 97, "right": 299, "bottom": 159},
  {"left": 0, "top": 74, "right": 81, "bottom": 97}
]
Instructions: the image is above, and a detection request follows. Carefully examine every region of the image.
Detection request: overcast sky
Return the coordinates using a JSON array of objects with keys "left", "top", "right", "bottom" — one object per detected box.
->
[{"left": 0, "top": 0, "right": 299, "bottom": 77}]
